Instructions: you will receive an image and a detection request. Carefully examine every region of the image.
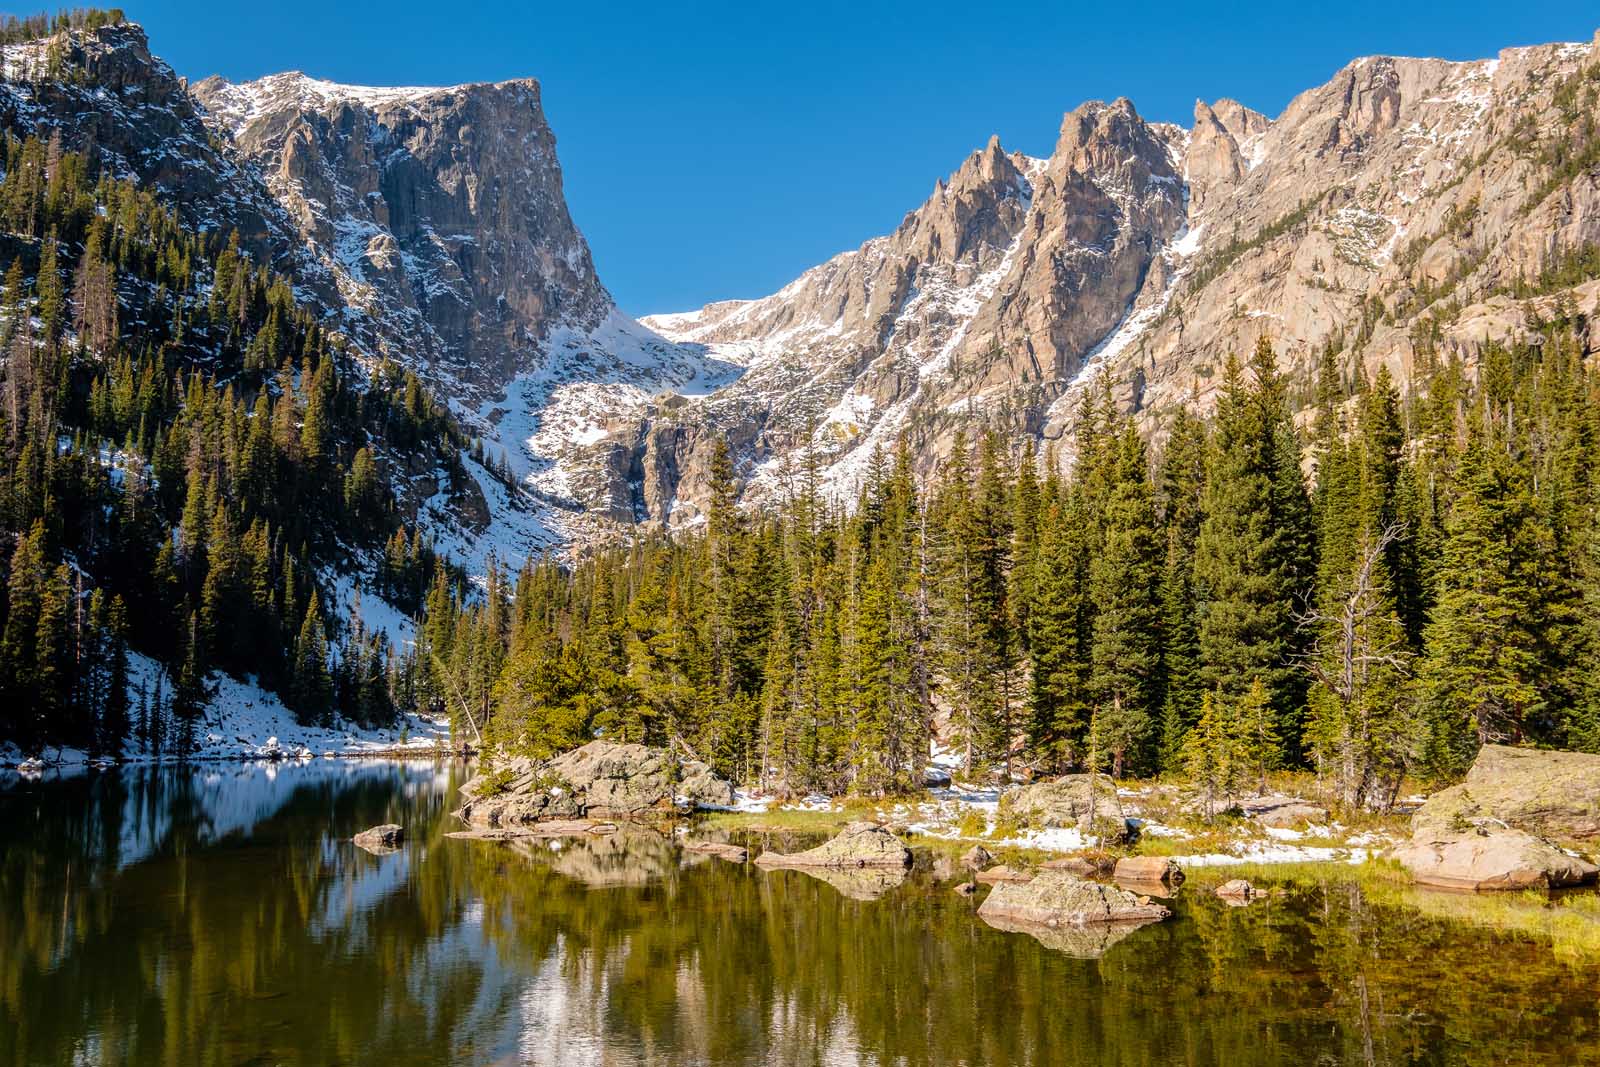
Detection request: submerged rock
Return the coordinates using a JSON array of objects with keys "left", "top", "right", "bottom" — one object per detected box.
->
[
  {"left": 684, "top": 841, "right": 750, "bottom": 863},
  {"left": 978, "top": 870, "right": 1170, "bottom": 929},
  {"left": 1412, "top": 745, "right": 1600, "bottom": 842},
  {"left": 1393, "top": 826, "right": 1599, "bottom": 890},
  {"left": 352, "top": 824, "right": 405, "bottom": 853},
  {"left": 754, "top": 822, "right": 912, "bottom": 870},
  {"left": 454, "top": 741, "right": 734, "bottom": 830}
]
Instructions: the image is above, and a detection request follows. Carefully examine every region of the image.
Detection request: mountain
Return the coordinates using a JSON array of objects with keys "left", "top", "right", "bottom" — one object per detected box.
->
[
  {"left": 188, "top": 64, "right": 742, "bottom": 538},
  {"left": 641, "top": 32, "right": 1600, "bottom": 513},
  {"left": 9, "top": 15, "right": 1600, "bottom": 539}
]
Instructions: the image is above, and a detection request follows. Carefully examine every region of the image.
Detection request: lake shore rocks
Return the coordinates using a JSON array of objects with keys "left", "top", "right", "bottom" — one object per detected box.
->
[
  {"left": 352, "top": 824, "right": 404, "bottom": 853},
  {"left": 454, "top": 741, "right": 734, "bottom": 830},
  {"left": 1215, "top": 878, "right": 1265, "bottom": 902},
  {"left": 684, "top": 841, "right": 750, "bottom": 863},
  {"left": 1113, "top": 856, "right": 1185, "bottom": 885},
  {"left": 978, "top": 870, "right": 1171, "bottom": 929},
  {"left": 1394, "top": 826, "right": 1599, "bottom": 890},
  {"left": 1412, "top": 745, "right": 1600, "bottom": 842},
  {"left": 974, "top": 863, "right": 1032, "bottom": 884},
  {"left": 1003, "top": 774, "right": 1125, "bottom": 835},
  {"left": 1395, "top": 745, "right": 1600, "bottom": 890},
  {"left": 754, "top": 822, "right": 912, "bottom": 869}
]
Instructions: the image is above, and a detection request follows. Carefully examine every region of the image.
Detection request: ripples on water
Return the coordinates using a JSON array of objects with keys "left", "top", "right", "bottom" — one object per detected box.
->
[{"left": 2, "top": 761, "right": 1598, "bottom": 1066}]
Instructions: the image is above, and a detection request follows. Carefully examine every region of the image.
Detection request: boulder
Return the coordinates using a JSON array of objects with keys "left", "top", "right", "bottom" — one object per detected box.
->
[
  {"left": 352, "top": 824, "right": 404, "bottom": 853},
  {"left": 1412, "top": 745, "right": 1600, "bottom": 842},
  {"left": 1003, "top": 774, "right": 1124, "bottom": 832},
  {"left": 1113, "top": 856, "right": 1185, "bottom": 885},
  {"left": 1393, "top": 826, "right": 1599, "bottom": 890},
  {"left": 1244, "top": 797, "right": 1330, "bottom": 829},
  {"left": 923, "top": 766, "right": 954, "bottom": 788},
  {"left": 960, "top": 844, "right": 993, "bottom": 871},
  {"left": 954, "top": 881, "right": 979, "bottom": 896},
  {"left": 454, "top": 741, "right": 733, "bottom": 830},
  {"left": 1042, "top": 854, "right": 1115, "bottom": 876},
  {"left": 978, "top": 870, "right": 1171, "bottom": 929},
  {"left": 975, "top": 864, "right": 1032, "bottom": 884},
  {"left": 1215, "top": 878, "right": 1265, "bottom": 902},
  {"left": 684, "top": 841, "right": 750, "bottom": 863},
  {"left": 754, "top": 822, "right": 912, "bottom": 870}
]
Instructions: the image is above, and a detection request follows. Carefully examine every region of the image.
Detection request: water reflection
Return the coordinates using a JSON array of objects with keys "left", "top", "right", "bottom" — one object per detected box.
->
[{"left": 3, "top": 763, "right": 1600, "bottom": 1066}]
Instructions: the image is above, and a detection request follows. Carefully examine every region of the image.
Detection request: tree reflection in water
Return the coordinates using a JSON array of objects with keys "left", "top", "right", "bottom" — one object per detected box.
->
[{"left": 2, "top": 762, "right": 1598, "bottom": 1066}]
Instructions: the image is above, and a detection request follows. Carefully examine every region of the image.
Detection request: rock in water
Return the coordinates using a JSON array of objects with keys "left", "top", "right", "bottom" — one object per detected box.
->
[
  {"left": 753, "top": 822, "right": 912, "bottom": 870},
  {"left": 975, "top": 864, "right": 1032, "bottom": 885},
  {"left": 978, "top": 870, "right": 1171, "bottom": 929},
  {"left": 454, "top": 741, "right": 734, "bottom": 830},
  {"left": 1113, "top": 856, "right": 1185, "bottom": 885},
  {"left": 1393, "top": 827, "right": 1599, "bottom": 890},
  {"left": 960, "top": 845, "right": 993, "bottom": 871},
  {"left": 1412, "top": 745, "right": 1600, "bottom": 842},
  {"left": 683, "top": 841, "right": 750, "bottom": 863},
  {"left": 1215, "top": 879, "right": 1264, "bottom": 902},
  {"left": 353, "top": 824, "right": 405, "bottom": 853}
]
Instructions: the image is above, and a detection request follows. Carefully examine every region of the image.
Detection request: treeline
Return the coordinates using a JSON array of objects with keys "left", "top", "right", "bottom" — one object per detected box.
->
[
  {"left": 0, "top": 132, "right": 465, "bottom": 754},
  {"left": 0, "top": 8, "right": 123, "bottom": 47},
  {"left": 420, "top": 321, "right": 1600, "bottom": 811}
]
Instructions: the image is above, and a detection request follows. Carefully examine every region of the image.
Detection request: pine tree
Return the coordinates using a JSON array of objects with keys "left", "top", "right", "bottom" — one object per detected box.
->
[
  {"left": 1089, "top": 424, "right": 1163, "bottom": 777},
  {"left": 1417, "top": 437, "right": 1544, "bottom": 772}
]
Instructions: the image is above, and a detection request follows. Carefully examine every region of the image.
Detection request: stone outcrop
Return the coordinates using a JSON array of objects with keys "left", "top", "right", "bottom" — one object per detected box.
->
[
  {"left": 977, "top": 870, "right": 1171, "bottom": 929},
  {"left": 753, "top": 822, "right": 912, "bottom": 870},
  {"left": 1395, "top": 746, "right": 1600, "bottom": 890},
  {"left": 1002, "top": 774, "right": 1126, "bottom": 833},
  {"left": 454, "top": 741, "right": 733, "bottom": 830},
  {"left": 352, "top": 824, "right": 405, "bottom": 853},
  {"left": 1243, "top": 797, "right": 1331, "bottom": 829},
  {"left": 1412, "top": 745, "right": 1600, "bottom": 842},
  {"left": 191, "top": 70, "right": 612, "bottom": 393}
]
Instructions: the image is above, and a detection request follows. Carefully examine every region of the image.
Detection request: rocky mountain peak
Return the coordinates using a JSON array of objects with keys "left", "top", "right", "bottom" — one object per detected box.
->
[{"left": 191, "top": 66, "right": 612, "bottom": 395}]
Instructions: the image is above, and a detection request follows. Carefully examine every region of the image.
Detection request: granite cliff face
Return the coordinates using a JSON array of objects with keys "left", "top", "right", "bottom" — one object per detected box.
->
[
  {"left": 631, "top": 100, "right": 1189, "bottom": 520},
  {"left": 638, "top": 32, "right": 1600, "bottom": 522},
  {"left": 190, "top": 72, "right": 612, "bottom": 392},
  {"left": 12, "top": 19, "right": 1600, "bottom": 541}
]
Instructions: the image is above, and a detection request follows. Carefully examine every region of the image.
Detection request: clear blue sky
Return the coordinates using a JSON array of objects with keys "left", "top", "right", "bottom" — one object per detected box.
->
[{"left": 129, "top": 1, "right": 1596, "bottom": 316}]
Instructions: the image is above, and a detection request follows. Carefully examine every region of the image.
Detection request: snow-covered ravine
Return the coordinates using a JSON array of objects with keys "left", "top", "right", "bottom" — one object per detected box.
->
[{"left": 1, "top": 653, "right": 453, "bottom": 775}]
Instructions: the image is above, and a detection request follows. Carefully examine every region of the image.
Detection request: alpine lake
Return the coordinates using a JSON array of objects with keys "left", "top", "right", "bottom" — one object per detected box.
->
[{"left": 3, "top": 760, "right": 1599, "bottom": 1066}]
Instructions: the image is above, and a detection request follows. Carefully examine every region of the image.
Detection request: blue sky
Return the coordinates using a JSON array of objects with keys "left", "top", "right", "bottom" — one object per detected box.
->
[{"left": 133, "top": 1, "right": 1596, "bottom": 316}]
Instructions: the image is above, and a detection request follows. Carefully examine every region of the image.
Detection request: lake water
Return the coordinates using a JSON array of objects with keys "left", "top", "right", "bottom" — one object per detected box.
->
[{"left": 3, "top": 761, "right": 1599, "bottom": 1065}]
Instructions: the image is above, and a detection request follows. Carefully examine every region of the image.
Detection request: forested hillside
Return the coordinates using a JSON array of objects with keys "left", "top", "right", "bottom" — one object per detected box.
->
[
  {"left": 0, "top": 110, "right": 469, "bottom": 753},
  {"left": 424, "top": 325, "right": 1600, "bottom": 808}
]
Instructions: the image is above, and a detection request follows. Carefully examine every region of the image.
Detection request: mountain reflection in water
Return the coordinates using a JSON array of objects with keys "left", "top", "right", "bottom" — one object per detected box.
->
[{"left": 2, "top": 760, "right": 1598, "bottom": 1066}]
